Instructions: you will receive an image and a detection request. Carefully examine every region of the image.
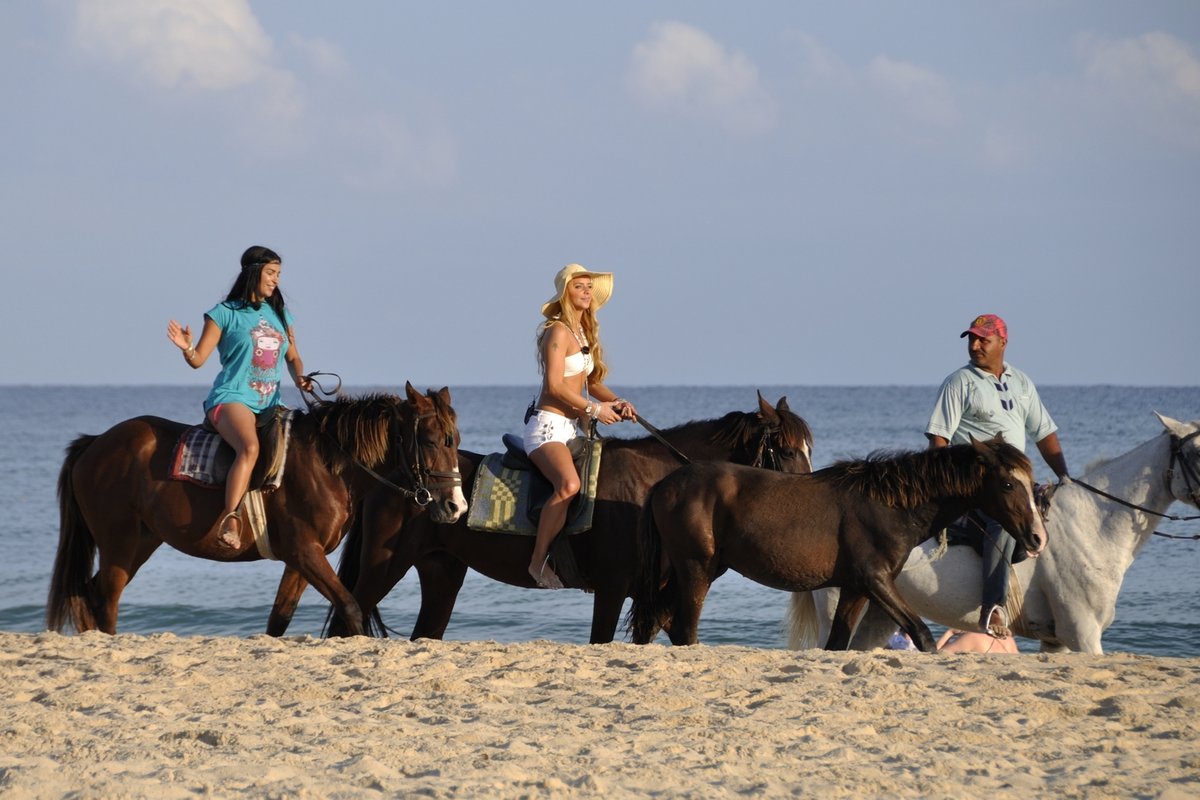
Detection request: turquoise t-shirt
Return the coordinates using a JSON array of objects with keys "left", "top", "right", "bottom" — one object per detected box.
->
[
  {"left": 925, "top": 362, "right": 1056, "bottom": 451},
  {"left": 202, "top": 301, "right": 294, "bottom": 413}
]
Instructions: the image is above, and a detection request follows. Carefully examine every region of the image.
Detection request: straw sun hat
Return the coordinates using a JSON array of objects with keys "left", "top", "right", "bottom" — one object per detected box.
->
[{"left": 540, "top": 263, "right": 613, "bottom": 318}]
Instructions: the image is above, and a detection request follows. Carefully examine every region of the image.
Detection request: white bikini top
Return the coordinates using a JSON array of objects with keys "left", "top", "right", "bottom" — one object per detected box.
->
[
  {"left": 563, "top": 349, "right": 594, "bottom": 378},
  {"left": 546, "top": 319, "right": 593, "bottom": 378}
]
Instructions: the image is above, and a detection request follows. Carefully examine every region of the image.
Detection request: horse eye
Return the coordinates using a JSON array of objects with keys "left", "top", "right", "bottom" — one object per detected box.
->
[{"left": 1003, "top": 482, "right": 1013, "bottom": 491}]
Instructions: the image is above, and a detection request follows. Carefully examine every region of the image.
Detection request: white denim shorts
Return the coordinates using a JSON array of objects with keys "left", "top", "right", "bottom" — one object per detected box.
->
[{"left": 523, "top": 409, "right": 580, "bottom": 455}]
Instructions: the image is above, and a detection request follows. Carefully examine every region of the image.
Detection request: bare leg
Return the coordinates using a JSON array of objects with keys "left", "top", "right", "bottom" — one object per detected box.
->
[
  {"left": 209, "top": 403, "right": 260, "bottom": 549},
  {"left": 526, "top": 442, "right": 580, "bottom": 589}
]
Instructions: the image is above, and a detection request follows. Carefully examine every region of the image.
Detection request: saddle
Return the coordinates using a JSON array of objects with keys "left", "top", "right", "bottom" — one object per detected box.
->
[
  {"left": 466, "top": 433, "right": 604, "bottom": 588},
  {"left": 499, "top": 432, "right": 594, "bottom": 526},
  {"left": 171, "top": 406, "right": 293, "bottom": 491}
]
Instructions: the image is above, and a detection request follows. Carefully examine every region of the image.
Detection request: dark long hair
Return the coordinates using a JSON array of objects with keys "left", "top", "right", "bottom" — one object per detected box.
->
[{"left": 222, "top": 245, "right": 288, "bottom": 322}]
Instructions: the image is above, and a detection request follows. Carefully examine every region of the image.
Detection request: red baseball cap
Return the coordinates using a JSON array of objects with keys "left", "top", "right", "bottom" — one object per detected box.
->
[{"left": 960, "top": 314, "right": 1007, "bottom": 339}]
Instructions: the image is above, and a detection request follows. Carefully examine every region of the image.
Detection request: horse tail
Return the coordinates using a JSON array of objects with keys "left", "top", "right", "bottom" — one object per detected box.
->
[
  {"left": 626, "top": 485, "right": 671, "bottom": 644},
  {"left": 324, "top": 505, "right": 385, "bottom": 637},
  {"left": 47, "top": 435, "right": 100, "bottom": 633},
  {"left": 785, "top": 591, "right": 822, "bottom": 650}
]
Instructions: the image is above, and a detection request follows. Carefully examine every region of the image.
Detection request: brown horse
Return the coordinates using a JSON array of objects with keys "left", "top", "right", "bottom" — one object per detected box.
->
[
  {"left": 628, "top": 437, "right": 1048, "bottom": 652},
  {"left": 327, "top": 393, "right": 814, "bottom": 643},
  {"left": 47, "top": 383, "right": 466, "bottom": 637}
]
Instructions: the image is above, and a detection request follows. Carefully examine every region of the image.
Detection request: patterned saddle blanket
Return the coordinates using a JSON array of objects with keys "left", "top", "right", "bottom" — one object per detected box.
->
[
  {"left": 467, "top": 435, "right": 603, "bottom": 536},
  {"left": 170, "top": 407, "right": 293, "bottom": 491}
]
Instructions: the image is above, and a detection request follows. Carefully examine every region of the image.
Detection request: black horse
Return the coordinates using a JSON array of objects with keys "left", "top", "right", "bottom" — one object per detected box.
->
[{"left": 629, "top": 437, "right": 1047, "bottom": 651}]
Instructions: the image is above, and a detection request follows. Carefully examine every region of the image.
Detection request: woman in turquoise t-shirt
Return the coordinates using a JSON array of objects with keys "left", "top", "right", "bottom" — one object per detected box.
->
[{"left": 167, "top": 245, "right": 312, "bottom": 549}]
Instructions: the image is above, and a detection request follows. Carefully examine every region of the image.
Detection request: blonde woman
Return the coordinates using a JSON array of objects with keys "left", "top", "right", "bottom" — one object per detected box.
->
[{"left": 524, "top": 264, "right": 637, "bottom": 589}]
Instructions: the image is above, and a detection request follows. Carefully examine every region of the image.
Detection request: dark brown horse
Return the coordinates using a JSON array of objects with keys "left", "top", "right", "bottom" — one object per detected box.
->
[
  {"left": 628, "top": 437, "right": 1048, "bottom": 652},
  {"left": 47, "top": 383, "right": 466, "bottom": 637},
  {"left": 327, "top": 393, "right": 814, "bottom": 643}
]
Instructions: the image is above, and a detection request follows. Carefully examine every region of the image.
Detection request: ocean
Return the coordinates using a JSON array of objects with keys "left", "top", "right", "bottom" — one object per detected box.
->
[{"left": 1, "top": 385, "right": 1197, "bottom": 655}]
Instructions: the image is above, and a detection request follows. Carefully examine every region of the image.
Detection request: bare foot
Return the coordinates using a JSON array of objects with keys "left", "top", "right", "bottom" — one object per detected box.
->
[
  {"left": 216, "top": 513, "right": 241, "bottom": 549},
  {"left": 528, "top": 557, "right": 564, "bottom": 590}
]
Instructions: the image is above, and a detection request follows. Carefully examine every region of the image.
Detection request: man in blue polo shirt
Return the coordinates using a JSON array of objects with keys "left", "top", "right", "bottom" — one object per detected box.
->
[{"left": 926, "top": 314, "right": 1071, "bottom": 638}]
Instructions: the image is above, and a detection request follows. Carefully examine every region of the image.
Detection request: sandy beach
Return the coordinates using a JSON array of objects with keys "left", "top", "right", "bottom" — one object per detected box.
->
[{"left": 1, "top": 632, "right": 1198, "bottom": 798}]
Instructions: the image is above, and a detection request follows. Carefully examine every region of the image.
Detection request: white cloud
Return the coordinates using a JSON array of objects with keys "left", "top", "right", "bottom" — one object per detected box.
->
[
  {"left": 628, "top": 21, "right": 776, "bottom": 136},
  {"left": 73, "top": 0, "right": 303, "bottom": 119},
  {"left": 333, "top": 113, "right": 458, "bottom": 192},
  {"left": 1076, "top": 31, "right": 1200, "bottom": 98},
  {"left": 1074, "top": 31, "right": 1200, "bottom": 147},
  {"left": 288, "top": 33, "right": 349, "bottom": 77},
  {"left": 867, "top": 56, "right": 959, "bottom": 129}
]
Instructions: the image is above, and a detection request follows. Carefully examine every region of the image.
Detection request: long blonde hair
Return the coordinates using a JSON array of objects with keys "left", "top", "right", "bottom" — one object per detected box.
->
[{"left": 536, "top": 300, "right": 608, "bottom": 384}]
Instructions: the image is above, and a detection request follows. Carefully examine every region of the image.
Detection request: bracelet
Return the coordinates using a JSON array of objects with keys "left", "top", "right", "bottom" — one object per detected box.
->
[{"left": 184, "top": 346, "right": 196, "bottom": 362}]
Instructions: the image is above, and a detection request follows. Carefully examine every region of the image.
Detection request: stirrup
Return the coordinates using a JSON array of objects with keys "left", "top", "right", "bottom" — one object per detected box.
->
[
  {"left": 529, "top": 556, "right": 564, "bottom": 590},
  {"left": 980, "top": 605, "right": 1010, "bottom": 639},
  {"left": 216, "top": 511, "right": 241, "bottom": 549}
]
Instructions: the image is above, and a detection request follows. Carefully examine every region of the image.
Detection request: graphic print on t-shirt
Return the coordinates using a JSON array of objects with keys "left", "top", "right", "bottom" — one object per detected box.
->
[{"left": 247, "top": 317, "right": 285, "bottom": 402}]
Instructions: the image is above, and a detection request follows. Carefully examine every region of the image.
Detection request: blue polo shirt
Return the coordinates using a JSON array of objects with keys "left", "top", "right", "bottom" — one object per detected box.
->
[{"left": 926, "top": 362, "right": 1056, "bottom": 451}]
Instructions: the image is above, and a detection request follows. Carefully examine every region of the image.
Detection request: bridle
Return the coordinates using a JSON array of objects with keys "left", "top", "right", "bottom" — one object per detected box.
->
[
  {"left": 752, "top": 423, "right": 797, "bottom": 471},
  {"left": 633, "top": 414, "right": 801, "bottom": 473},
  {"left": 1072, "top": 428, "right": 1200, "bottom": 538},
  {"left": 388, "top": 408, "right": 463, "bottom": 507},
  {"left": 1166, "top": 429, "right": 1200, "bottom": 508}
]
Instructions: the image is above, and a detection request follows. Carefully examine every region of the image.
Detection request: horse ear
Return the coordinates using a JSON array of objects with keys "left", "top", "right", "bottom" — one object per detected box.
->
[
  {"left": 776, "top": 396, "right": 791, "bottom": 413},
  {"left": 404, "top": 381, "right": 423, "bottom": 405},
  {"left": 758, "top": 391, "right": 780, "bottom": 425},
  {"left": 1155, "top": 411, "right": 1185, "bottom": 435},
  {"left": 437, "top": 386, "right": 453, "bottom": 406}
]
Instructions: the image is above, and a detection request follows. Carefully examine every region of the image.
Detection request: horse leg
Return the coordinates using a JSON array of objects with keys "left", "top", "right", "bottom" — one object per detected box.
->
[
  {"left": 825, "top": 590, "right": 869, "bottom": 650},
  {"left": 92, "top": 522, "right": 162, "bottom": 634},
  {"left": 267, "top": 566, "right": 309, "bottom": 636},
  {"left": 588, "top": 589, "right": 627, "bottom": 644},
  {"left": 287, "top": 541, "right": 365, "bottom": 637},
  {"left": 863, "top": 579, "right": 938, "bottom": 652},
  {"left": 411, "top": 554, "right": 468, "bottom": 640},
  {"left": 666, "top": 562, "right": 711, "bottom": 646}
]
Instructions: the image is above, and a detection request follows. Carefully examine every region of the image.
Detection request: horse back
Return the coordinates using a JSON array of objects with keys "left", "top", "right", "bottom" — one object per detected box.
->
[{"left": 73, "top": 415, "right": 190, "bottom": 485}]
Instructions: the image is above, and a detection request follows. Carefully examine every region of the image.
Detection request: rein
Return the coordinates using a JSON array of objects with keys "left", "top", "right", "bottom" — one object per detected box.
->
[
  {"left": 1072, "top": 429, "right": 1200, "bottom": 539},
  {"left": 633, "top": 413, "right": 787, "bottom": 471},
  {"left": 633, "top": 415, "right": 692, "bottom": 465}
]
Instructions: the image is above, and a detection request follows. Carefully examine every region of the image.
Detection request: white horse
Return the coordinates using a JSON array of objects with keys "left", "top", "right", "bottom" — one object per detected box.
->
[{"left": 787, "top": 414, "right": 1200, "bottom": 654}]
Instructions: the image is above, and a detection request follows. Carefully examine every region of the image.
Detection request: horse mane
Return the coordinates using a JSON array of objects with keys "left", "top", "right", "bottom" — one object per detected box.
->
[
  {"left": 306, "top": 393, "right": 409, "bottom": 474},
  {"left": 825, "top": 442, "right": 1032, "bottom": 509},
  {"left": 706, "top": 409, "right": 814, "bottom": 452}
]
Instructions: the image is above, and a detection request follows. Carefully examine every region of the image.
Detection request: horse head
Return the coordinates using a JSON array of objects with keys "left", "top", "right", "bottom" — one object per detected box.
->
[
  {"left": 970, "top": 435, "right": 1047, "bottom": 558},
  {"left": 755, "top": 391, "right": 814, "bottom": 474},
  {"left": 401, "top": 381, "right": 468, "bottom": 524},
  {"left": 1155, "top": 413, "right": 1200, "bottom": 509}
]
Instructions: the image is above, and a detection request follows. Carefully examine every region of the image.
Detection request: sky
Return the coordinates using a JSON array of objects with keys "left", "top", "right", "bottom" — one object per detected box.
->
[{"left": 2, "top": 1, "right": 1198, "bottom": 388}]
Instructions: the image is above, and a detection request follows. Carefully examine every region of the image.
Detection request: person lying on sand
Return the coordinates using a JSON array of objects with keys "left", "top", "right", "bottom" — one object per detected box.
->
[{"left": 937, "top": 628, "right": 1019, "bottom": 654}]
